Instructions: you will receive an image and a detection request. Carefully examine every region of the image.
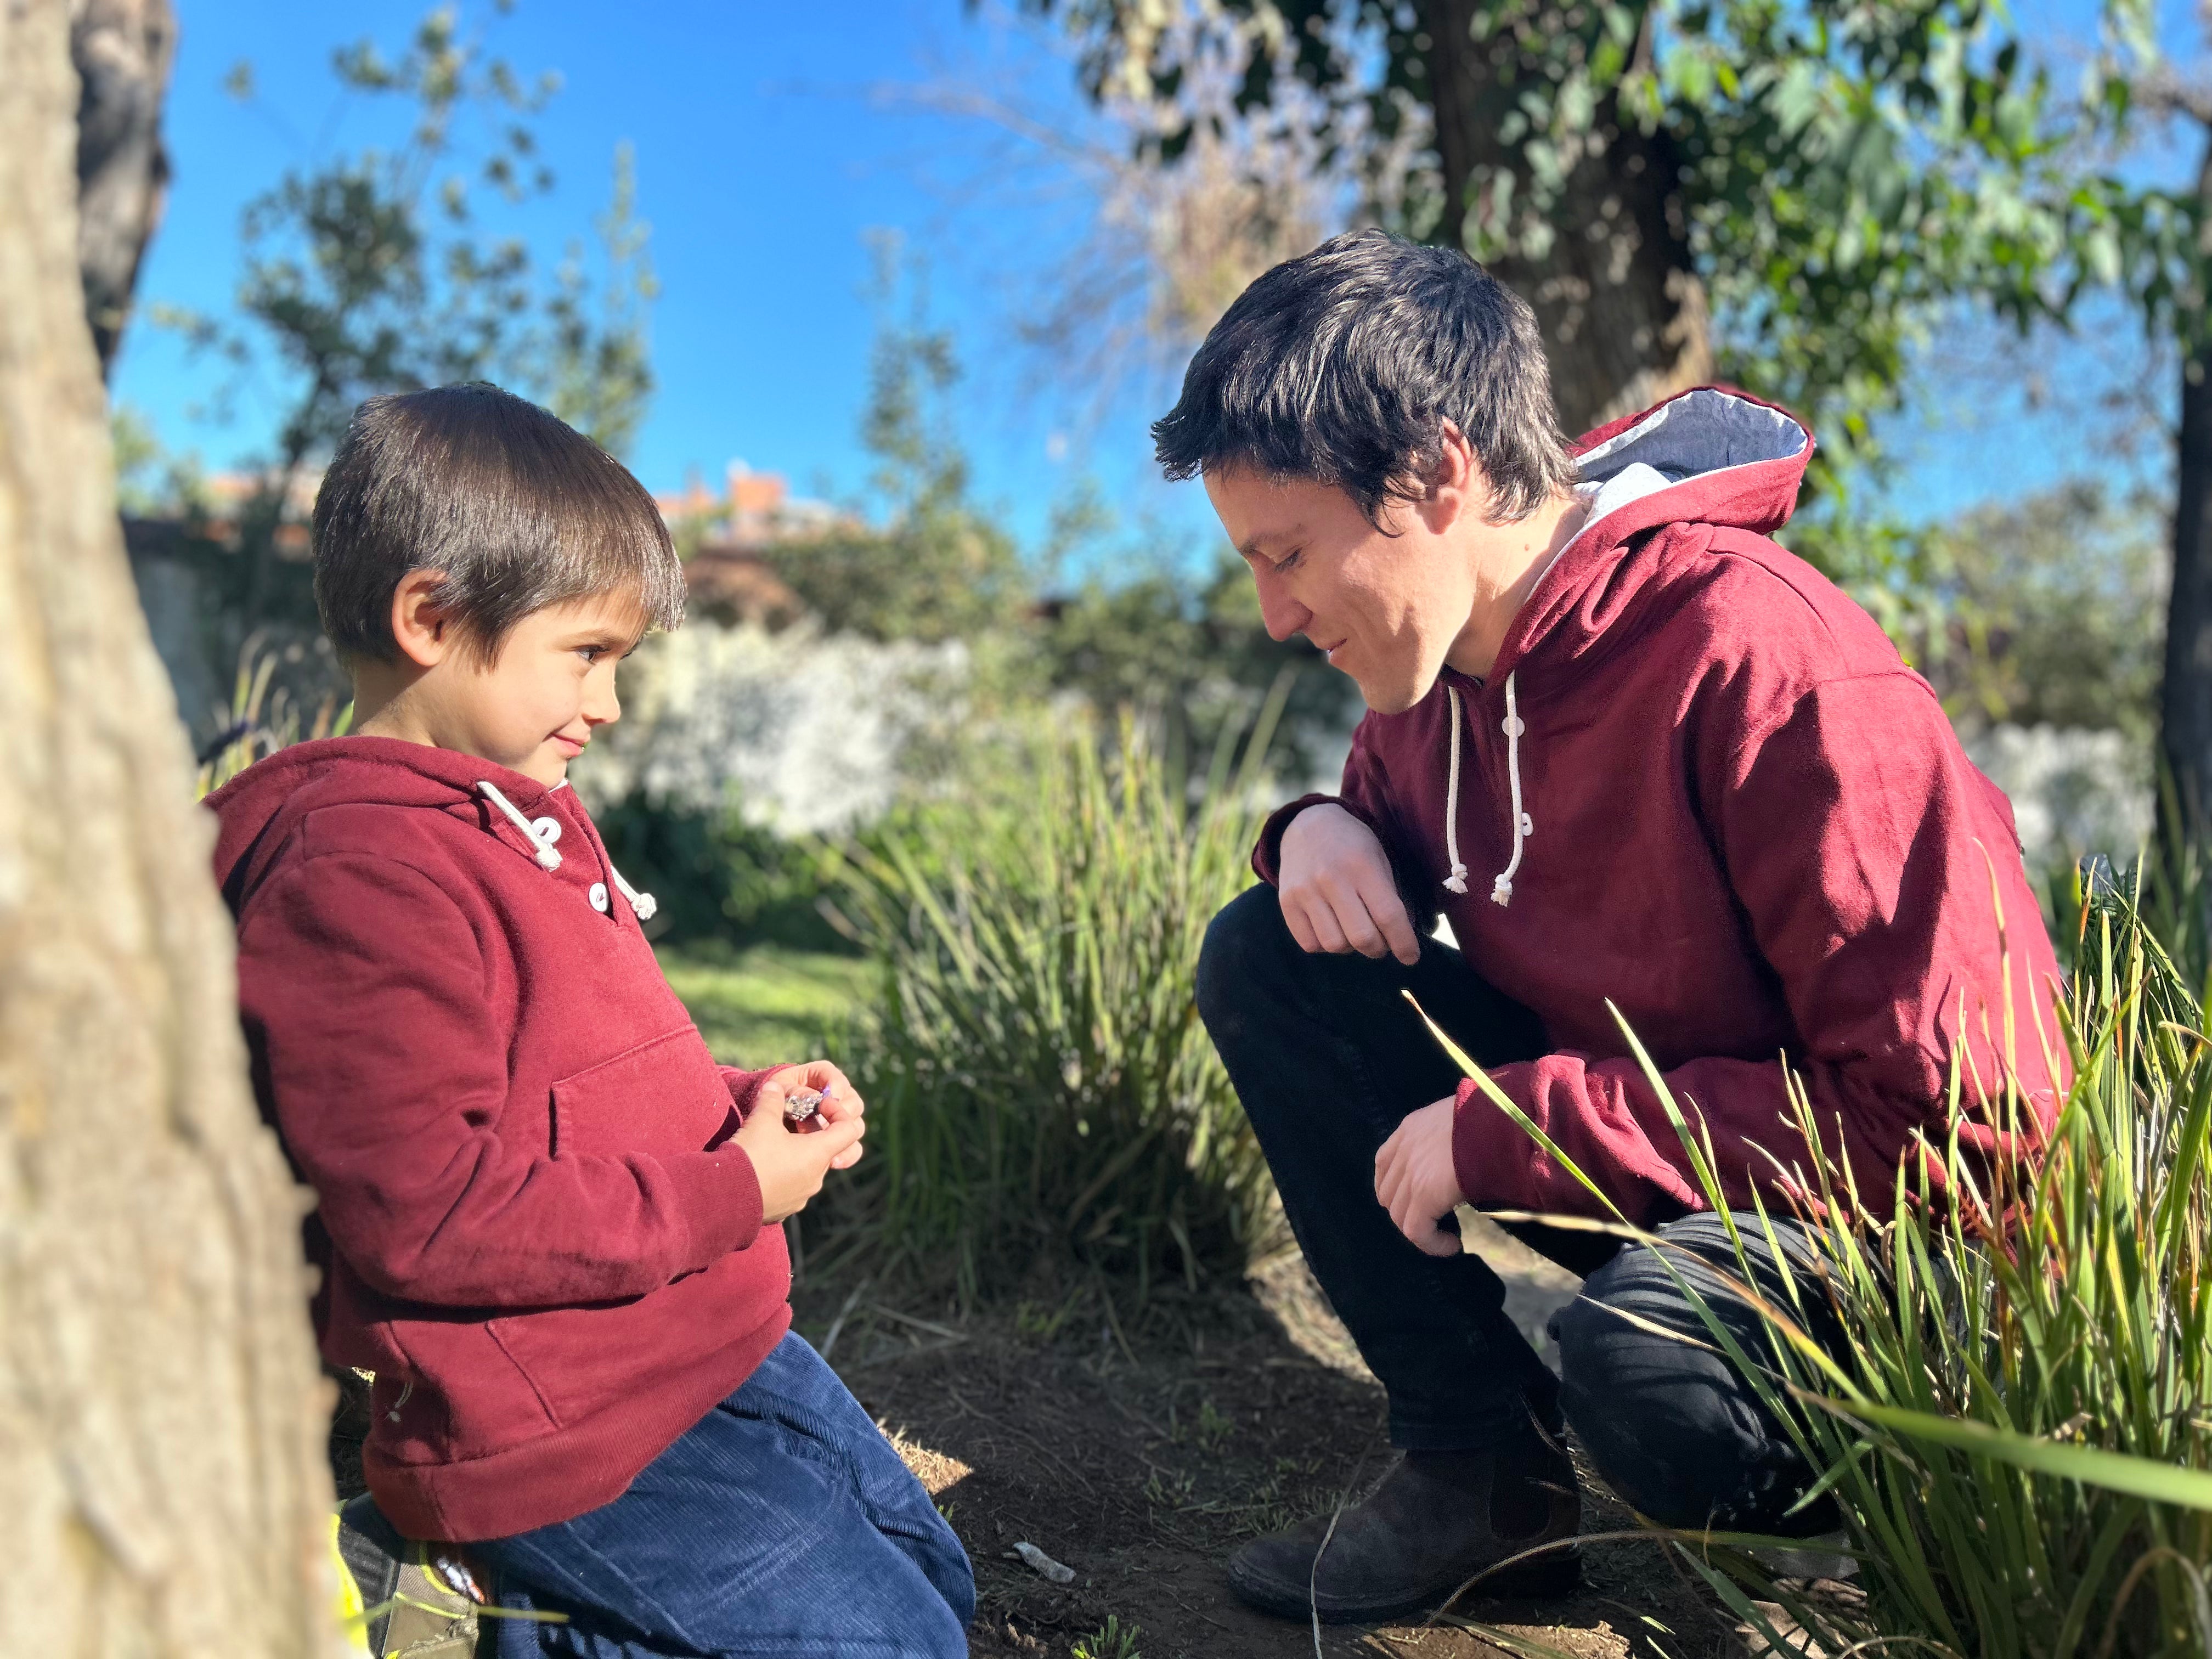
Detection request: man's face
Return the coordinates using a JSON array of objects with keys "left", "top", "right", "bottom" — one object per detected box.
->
[
  {"left": 416, "top": 594, "right": 644, "bottom": 786},
  {"left": 1206, "top": 466, "right": 1475, "bottom": 714}
]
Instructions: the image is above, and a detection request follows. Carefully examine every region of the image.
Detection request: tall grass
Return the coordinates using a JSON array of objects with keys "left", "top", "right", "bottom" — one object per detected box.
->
[
  {"left": 1429, "top": 870, "right": 2212, "bottom": 1658},
  {"left": 815, "top": 707, "right": 1289, "bottom": 1301},
  {"left": 194, "top": 650, "right": 349, "bottom": 797}
]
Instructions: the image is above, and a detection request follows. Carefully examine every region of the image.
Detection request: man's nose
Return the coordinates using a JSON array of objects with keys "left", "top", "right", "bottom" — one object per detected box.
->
[{"left": 1254, "top": 573, "right": 1311, "bottom": 644}]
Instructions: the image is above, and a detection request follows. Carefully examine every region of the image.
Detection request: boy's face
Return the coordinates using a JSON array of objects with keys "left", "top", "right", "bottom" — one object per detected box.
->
[
  {"left": 414, "top": 594, "right": 646, "bottom": 786},
  {"left": 1206, "top": 465, "right": 1478, "bottom": 716}
]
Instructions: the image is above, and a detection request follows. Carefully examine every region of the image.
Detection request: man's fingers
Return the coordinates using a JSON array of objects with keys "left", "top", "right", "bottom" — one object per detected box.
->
[
  {"left": 1303, "top": 899, "right": 1353, "bottom": 955},
  {"left": 1279, "top": 891, "right": 1324, "bottom": 955},
  {"left": 1370, "top": 889, "right": 1423, "bottom": 967},
  {"left": 1413, "top": 1224, "right": 1461, "bottom": 1258}
]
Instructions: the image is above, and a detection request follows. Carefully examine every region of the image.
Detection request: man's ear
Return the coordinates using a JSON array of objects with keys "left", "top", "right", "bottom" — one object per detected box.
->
[
  {"left": 387, "top": 569, "right": 455, "bottom": 669},
  {"left": 1418, "top": 420, "right": 1492, "bottom": 533}
]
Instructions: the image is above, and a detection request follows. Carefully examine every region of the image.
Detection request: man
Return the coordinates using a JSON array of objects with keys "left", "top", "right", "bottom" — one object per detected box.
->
[{"left": 1175, "top": 231, "right": 2062, "bottom": 1623}]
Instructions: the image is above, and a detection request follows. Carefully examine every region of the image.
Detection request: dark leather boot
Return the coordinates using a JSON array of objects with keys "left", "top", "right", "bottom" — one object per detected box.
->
[{"left": 1226, "top": 1432, "right": 1581, "bottom": 1624}]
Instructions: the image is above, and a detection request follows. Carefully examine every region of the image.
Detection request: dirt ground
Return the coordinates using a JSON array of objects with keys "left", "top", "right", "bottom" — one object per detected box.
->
[
  {"left": 805, "top": 1216, "right": 1745, "bottom": 1659},
  {"left": 328, "top": 1216, "right": 1747, "bottom": 1658}
]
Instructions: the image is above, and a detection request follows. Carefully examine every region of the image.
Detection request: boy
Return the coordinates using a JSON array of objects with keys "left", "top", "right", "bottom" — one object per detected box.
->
[{"left": 208, "top": 383, "right": 973, "bottom": 1656}]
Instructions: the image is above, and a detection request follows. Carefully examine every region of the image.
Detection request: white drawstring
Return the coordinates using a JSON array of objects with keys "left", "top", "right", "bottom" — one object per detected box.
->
[
  {"left": 1442, "top": 687, "right": 1471, "bottom": 895},
  {"left": 1491, "top": 672, "right": 1531, "bottom": 907},
  {"left": 476, "top": 781, "right": 561, "bottom": 870},
  {"left": 610, "top": 866, "right": 658, "bottom": 923},
  {"left": 476, "top": 780, "right": 658, "bottom": 921}
]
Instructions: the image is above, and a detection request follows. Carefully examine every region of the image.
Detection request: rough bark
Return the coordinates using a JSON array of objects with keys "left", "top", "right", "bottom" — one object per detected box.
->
[
  {"left": 1417, "top": 0, "right": 1713, "bottom": 433},
  {"left": 0, "top": 4, "right": 341, "bottom": 1655},
  {"left": 2164, "top": 134, "right": 2212, "bottom": 825},
  {"left": 71, "top": 0, "right": 174, "bottom": 378}
]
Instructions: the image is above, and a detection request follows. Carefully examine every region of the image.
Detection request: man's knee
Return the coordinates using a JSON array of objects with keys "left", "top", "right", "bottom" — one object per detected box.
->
[
  {"left": 1195, "top": 883, "right": 1299, "bottom": 1032},
  {"left": 1553, "top": 1246, "right": 1829, "bottom": 1534}
]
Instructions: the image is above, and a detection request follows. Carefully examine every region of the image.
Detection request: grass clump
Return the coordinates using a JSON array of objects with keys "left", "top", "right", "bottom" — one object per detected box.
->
[
  {"left": 1433, "top": 870, "right": 2211, "bottom": 1658},
  {"left": 813, "top": 710, "right": 1288, "bottom": 1301}
]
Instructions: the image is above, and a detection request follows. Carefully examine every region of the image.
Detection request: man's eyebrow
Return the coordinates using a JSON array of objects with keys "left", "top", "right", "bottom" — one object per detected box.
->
[{"left": 1238, "top": 526, "right": 1303, "bottom": 560}]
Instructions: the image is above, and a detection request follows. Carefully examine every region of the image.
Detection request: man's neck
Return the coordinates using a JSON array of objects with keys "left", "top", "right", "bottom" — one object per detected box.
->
[{"left": 1443, "top": 490, "right": 1589, "bottom": 682}]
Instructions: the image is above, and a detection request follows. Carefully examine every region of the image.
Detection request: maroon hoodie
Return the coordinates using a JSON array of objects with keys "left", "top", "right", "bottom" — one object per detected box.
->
[
  {"left": 209, "top": 737, "right": 789, "bottom": 1542},
  {"left": 1256, "top": 387, "right": 2064, "bottom": 1224}
]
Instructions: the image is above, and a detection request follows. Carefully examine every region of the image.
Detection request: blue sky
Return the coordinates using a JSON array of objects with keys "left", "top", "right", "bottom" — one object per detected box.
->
[{"left": 112, "top": 0, "right": 2190, "bottom": 567}]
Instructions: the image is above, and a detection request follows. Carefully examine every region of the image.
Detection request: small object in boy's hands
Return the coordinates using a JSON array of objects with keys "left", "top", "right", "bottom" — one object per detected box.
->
[
  {"left": 782, "top": 1086, "right": 826, "bottom": 1127},
  {"left": 1006, "top": 1541, "right": 1075, "bottom": 1584}
]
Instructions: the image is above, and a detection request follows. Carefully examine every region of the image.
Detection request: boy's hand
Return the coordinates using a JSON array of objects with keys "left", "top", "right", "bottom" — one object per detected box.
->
[
  {"left": 758, "top": 1062, "right": 866, "bottom": 1167},
  {"left": 1374, "top": 1096, "right": 1465, "bottom": 1257},
  {"left": 738, "top": 1065, "right": 866, "bottom": 1224}
]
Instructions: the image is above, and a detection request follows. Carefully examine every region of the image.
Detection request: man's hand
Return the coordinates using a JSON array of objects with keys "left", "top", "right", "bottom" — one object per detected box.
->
[
  {"left": 737, "top": 1064, "right": 867, "bottom": 1224},
  {"left": 1278, "top": 803, "right": 1421, "bottom": 965},
  {"left": 1374, "top": 1096, "right": 1464, "bottom": 1257}
]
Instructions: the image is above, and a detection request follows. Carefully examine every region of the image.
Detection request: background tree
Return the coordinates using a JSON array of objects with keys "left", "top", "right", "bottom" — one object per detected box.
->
[
  {"left": 0, "top": 1, "right": 339, "bottom": 1652},
  {"left": 72, "top": 0, "right": 176, "bottom": 379},
  {"left": 1018, "top": 0, "right": 2067, "bottom": 477}
]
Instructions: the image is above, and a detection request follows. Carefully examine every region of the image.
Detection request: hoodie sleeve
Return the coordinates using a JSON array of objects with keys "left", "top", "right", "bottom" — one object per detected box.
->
[
  {"left": 239, "top": 854, "right": 766, "bottom": 1308},
  {"left": 1452, "top": 672, "right": 2062, "bottom": 1225}
]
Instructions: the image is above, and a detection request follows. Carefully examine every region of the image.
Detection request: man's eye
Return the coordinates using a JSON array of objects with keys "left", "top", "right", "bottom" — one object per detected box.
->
[{"left": 1274, "top": 549, "right": 1302, "bottom": 573}]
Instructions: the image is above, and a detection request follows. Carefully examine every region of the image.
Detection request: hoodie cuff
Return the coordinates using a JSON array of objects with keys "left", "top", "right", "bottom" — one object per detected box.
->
[
  {"left": 721, "top": 1063, "right": 794, "bottom": 1123},
  {"left": 660, "top": 1146, "right": 768, "bottom": 1261},
  {"left": 1449, "top": 1067, "right": 1543, "bottom": 1211},
  {"left": 1254, "top": 794, "right": 1363, "bottom": 884}
]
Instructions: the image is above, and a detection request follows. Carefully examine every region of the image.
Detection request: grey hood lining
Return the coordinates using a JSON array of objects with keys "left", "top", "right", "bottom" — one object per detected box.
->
[{"left": 1568, "top": 388, "right": 1809, "bottom": 531}]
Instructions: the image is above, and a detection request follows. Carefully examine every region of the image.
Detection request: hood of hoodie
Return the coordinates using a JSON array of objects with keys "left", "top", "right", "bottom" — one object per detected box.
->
[
  {"left": 1488, "top": 384, "right": 1813, "bottom": 689},
  {"left": 207, "top": 735, "right": 650, "bottom": 921}
]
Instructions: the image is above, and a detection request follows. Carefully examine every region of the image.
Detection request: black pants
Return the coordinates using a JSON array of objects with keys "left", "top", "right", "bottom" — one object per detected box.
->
[{"left": 1197, "top": 884, "right": 1839, "bottom": 1536}]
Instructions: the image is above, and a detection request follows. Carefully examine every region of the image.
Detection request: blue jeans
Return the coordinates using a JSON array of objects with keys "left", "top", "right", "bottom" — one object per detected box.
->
[
  {"left": 470, "top": 1333, "right": 974, "bottom": 1657},
  {"left": 1197, "top": 884, "right": 1840, "bottom": 1535}
]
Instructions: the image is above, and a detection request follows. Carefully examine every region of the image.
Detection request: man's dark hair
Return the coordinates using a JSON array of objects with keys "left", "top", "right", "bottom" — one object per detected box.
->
[
  {"left": 1153, "top": 229, "right": 1577, "bottom": 526},
  {"left": 313, "top": 382, "right": 684, "bottom": 664}
]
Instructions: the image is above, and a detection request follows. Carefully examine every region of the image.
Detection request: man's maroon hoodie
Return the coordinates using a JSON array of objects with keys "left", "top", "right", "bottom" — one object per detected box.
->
[
  {"left": 1256, "top": 387, "right": 2066, "bottom": 1224},
  {"left": 209, "top": 736, "right": 789, "bottom": 1543}
]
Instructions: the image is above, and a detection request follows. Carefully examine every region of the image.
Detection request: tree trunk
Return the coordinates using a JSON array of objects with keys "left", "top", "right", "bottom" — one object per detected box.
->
[
  {"left": 71, "top": 0, "right": 175, "bottom": 379},
  {"left": 2163, "top": 133, "right": 2212, "bottom": 826},
  {"left": 1416, "top": 0, "right": 1713, "bottom": 435},
  {"left": 0, "top": 4, "right": 340, "bottom": 1655}
]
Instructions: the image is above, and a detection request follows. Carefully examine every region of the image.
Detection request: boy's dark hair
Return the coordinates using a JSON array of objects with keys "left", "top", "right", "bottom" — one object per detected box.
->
[
  {"left": 1152, "top": 229, "right": 1577, "bottom": 526},
  {"left": 313, "top": 382, "right": 683, "bottom": 664}
]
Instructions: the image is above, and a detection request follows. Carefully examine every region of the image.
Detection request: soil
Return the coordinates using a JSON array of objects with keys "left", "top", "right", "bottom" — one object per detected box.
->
[
  {"left": 805, "top": 1217, "right": 1746, "bottom": 1659},
  {"left": 326, "top": 1216, "right": 1749, "bottom": 1658}
]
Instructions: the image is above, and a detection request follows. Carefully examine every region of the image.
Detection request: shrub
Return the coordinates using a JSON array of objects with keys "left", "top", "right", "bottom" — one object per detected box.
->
[
  {"left": 813, "top": 711, "right": 1288, "bottom": 1300},
  {"left": 1435, "top": 874, "right": 2212, "bottom": 1657},
  {"left": 588, "top": 789, "right": 849, "bottom": 949}
]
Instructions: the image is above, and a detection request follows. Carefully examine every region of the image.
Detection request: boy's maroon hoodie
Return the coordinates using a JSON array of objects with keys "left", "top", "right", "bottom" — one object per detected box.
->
[
  {"left": 209, "top": 736, "right": 789, "bottom": 1543},
  {"left": 1256, "top": 387, "right": 2066, "bottom": 1223}
]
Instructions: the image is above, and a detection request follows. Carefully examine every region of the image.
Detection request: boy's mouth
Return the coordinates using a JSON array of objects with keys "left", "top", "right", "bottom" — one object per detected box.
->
[{"left": 550, "top": 734, "right": 588, "bottom": 760}]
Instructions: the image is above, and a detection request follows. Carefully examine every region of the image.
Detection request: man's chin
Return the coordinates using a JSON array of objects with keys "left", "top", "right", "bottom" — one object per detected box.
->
[{"left": 1346, "top": 666, "right": 1434, "bottom": 717}]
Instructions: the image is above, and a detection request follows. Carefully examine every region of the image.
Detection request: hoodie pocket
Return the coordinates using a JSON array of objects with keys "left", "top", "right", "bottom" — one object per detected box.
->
[{"left": 548, "top": 1025, "right": 735, "bottom": 1160}]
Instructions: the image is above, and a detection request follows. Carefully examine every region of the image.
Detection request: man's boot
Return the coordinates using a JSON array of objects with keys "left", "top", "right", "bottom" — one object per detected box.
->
[{"left": 1226, "top": 1430, "right": 1581, "bottom": 1624}]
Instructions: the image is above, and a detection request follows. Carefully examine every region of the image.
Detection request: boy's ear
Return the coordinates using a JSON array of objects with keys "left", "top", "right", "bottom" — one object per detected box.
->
[{"left": 388, "top": 569, "right": 456, "bottom": 670}]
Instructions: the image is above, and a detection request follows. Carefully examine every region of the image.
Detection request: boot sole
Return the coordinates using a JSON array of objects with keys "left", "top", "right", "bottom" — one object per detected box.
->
[{"left": 1228, "top": 1547, "right": 1582, "bottom": 1624}]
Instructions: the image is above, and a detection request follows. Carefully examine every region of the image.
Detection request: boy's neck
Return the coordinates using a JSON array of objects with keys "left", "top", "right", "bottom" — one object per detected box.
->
[{"left": 349, "top": 661, "right": 432, "bottom": 749}]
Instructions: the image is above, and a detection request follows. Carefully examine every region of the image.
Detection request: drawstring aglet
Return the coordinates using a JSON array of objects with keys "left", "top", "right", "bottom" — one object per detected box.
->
[
  {"left": 1491, "top": 874, "right": 1514, "bottom": 906},
  {"left": 1444, "top": 865, "right": 1470, "bottom": 895}
]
